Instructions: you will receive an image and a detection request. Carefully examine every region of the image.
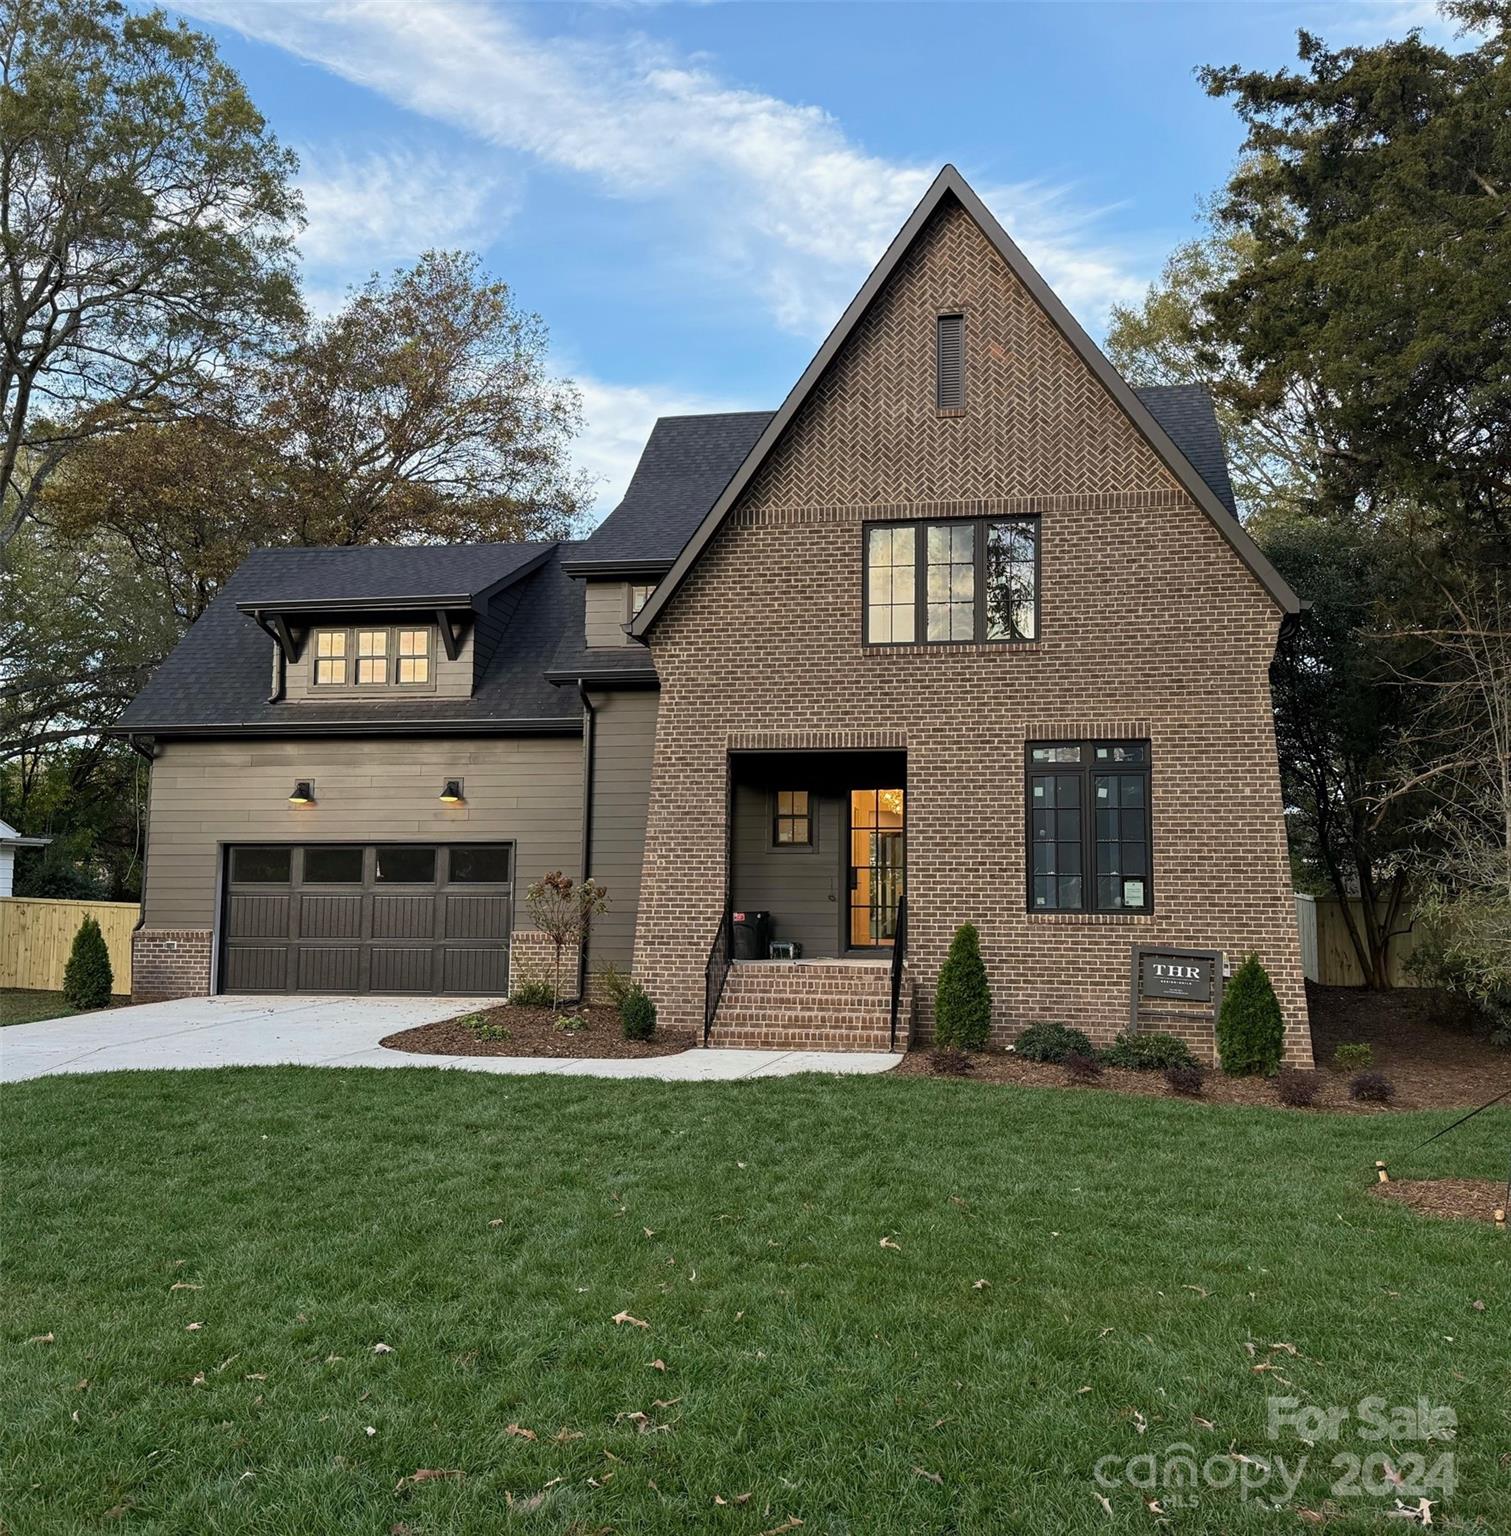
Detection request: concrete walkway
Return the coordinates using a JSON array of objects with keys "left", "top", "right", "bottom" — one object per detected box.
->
[{"left": 0, "top": 994, "right": 904, "bottom": 1084}]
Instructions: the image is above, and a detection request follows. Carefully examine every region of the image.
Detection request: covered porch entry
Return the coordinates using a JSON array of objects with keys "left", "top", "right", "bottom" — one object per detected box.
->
[{"left": 706, "top": 750, "right": 910, "bottom": 1053}]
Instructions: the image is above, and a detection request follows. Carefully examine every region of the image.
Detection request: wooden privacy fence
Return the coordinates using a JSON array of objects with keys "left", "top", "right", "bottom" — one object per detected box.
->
[
  {"left": 0, "top": 898, "right": 139, "bottom": 992},
  {"left": 1294, "top": 893, "right": 1421, "bottom": 987}
]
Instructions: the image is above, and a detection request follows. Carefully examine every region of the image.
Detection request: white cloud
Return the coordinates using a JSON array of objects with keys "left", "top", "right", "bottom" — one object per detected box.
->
[
  {"left": 573, "top": 375, "right": 750, "bottom": 521},
  {"left": 182, "top": 0, "right": 1148, "bottom": 335},
  {"left": 296, "top": 145, "right": 517, "bottom": 274}
]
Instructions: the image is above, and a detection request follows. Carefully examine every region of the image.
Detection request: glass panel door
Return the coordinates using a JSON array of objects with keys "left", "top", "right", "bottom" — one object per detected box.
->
[{"left": 849, "top": 788, "right": 905, "bottom": 948}]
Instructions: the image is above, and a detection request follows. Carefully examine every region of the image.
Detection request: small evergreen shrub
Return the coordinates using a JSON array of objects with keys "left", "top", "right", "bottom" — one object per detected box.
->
[
  {"left": 1063, "top": 1051, "right": 1104, "bottom": 1084},
  {"left": 620, "top": 984, "right": 657, "bottom": 1041},
  {"left": 62, "top": 916, "right": 113, "bottom": 1011},
  {"left": 1216, "top": 953, "right": 1285, "bottom": 1076},
  {"left": 1275, "top": 1068, "right": 1322, "bottom": 1108},
  {"left": 934, "top": 923, "right": 991, "bottom": 1049},
  {"left": 509, "top": 979, "right": 555, "bottom": 1008},
  {"left": 927, "top": 1046, "right": 974, "bottom": 1076},
  {"left": 1013, "top": 1021, "right": 1095, "bottom": 1063},
  {"left": 1349, "top": 1070, "right": 1395, "bottom": 1104},
  {"left": 1332, "top": 1042, "right": 1372, "bottom": 1072},
  {"left": 595, "top": 964, "right": 633, "bottom": 1009},
  {"left": 1100, "top": 1030, "right": 1196, "bottom": 1071},
  {"left": 1163, "top": 1064, "right": 1204, "bottom": 1097}
]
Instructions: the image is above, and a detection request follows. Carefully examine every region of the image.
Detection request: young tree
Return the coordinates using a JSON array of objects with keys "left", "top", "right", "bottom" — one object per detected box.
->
[
  {"left": 523, "top": 873, "right": 609, "bottom": 1012},
  {"left": 934, "top": 922, "right": 991, "bottom": 1050},
  {"left": 62, "top": 915, "right": 114, "bottom": 1009},
  {"left": 0, "top": 0, "right": 304, "bottom": 546}
]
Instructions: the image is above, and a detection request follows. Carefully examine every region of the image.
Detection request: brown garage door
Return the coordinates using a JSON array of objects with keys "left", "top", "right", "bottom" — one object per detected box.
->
[{"left": 220, "top": 843, "right": 513, "bottom": 995}]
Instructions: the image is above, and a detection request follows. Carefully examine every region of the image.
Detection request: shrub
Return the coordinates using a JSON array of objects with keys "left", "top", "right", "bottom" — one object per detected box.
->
[
  {"left": 1216, "top": 953, "right": 1285, "bottom": 1076},
  {"left": 524, "top": 872, "right": 609, "bottom": 1011},
  {"left": 1013, "top": 1021, "right": 1095, "bottom": 1063},
  {"left": 554, "top": 1013, "right": 589, "bottom": 1033},
  {"left": 62, "top": 916, "right": 113, "bottom": 1010},
  {"left": 620, "top": 983, "right": 657, "bottom": 1041},
  {"left": 474, "top": 1022, "right": 512, "bottom": 1042},
  {"left": 1063, "top": 1051, "right": 1104, "bottom": 1084},
  {"left": 1332, "top": 1042, "right": 1372, "bottom": 1072},
  {"left": 1349, "top": 1070, "right": 1395, "bottom": 1104},
  {"left": 1100, "top": 1030, "right": 1196, "bottom": 1071},
  {"left": 509, "top": 979, "right": 555, "bottom": 1008},
  {"left": 595, "top": 963, "right": 633, "bottom": 1009},
  {"left": 1275, "top": 1068, "right": 1322, "bottom": 1108},
  {"left": 926, "top": 1046, "right": 974, "bottom": 1076},
  {"left": 1163, "top": 1064, "right": 1204, "bottom": 1097},
  {"left": 934, "top": 923, "right": 991, "bottom": 1049}
]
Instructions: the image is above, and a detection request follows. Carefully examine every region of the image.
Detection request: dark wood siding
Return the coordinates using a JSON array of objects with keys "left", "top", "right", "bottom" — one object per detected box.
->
[
  {"left": 586, "top": 688, "right": 658, "bottom": 976},
  {"left": 730, "top": 783, "right": 844, "bottom": 958}
]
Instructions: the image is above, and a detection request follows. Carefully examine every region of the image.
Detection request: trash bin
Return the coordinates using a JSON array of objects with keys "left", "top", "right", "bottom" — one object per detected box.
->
[{"left": 732, "top": 910, "right": 771, "bottom": 960}]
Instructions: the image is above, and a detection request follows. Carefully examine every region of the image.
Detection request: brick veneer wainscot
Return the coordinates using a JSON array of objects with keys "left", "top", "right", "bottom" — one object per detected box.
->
[
  {"left": 632, "top": 198, "right": 1312, "bottom": 1066},
  {"left": 132, "top": 929, "right": 214, "bottom": 1002}
]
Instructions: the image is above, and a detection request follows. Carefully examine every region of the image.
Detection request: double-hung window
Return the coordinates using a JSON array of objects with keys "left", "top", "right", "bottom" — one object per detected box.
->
[
  {"left": 865, "top": 518, "right": 1038, "bottom": 646},
  {"left": 312, "top": 625, "right": 433, "bottom": 689},
  {"left": 1026, "top": 741, "right": 1152, "bottom": 913}
]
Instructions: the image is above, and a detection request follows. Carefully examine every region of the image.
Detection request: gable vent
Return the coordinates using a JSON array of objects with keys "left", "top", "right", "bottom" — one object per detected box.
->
[{"left": 936, "top": 312, "right": 965, "bottom": 411}]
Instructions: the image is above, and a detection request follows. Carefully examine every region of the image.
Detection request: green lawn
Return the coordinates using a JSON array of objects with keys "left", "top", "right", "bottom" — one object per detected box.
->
[
  {"left": 0, "top": 990, "right": 130, "bottom": 1027},
  {"left": 3, "top": 1069, "right": 1508, "bottom": 1534}
]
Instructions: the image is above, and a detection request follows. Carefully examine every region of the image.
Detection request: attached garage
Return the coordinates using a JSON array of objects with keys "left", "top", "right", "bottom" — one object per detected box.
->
[{"left": 219, "top": 843, "right": 513, "bottom": 995}]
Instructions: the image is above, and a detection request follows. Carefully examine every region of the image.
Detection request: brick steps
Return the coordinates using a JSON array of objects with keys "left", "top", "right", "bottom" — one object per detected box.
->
[{"left": 707, "top": 961, "right": 911, "bottom": 1053}]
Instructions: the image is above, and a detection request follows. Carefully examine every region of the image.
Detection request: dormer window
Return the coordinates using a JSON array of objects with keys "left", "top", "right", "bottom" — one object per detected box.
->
[{"left": 312, "top": 625, "right": 434, "bottom": 689}]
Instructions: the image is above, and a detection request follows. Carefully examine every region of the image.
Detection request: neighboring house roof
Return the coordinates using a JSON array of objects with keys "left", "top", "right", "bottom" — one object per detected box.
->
[
  {"left": 0, "top": 818, "right": 51, "bottom": 848},
  {"left": 116, "top": 545, "right": 584, "bottom": 736},
  {"left": 631, "top": 165, "right": 1299, "bottom": 638},
  {"left": 564, "top": 411, "right": 774, "bottom": 573}
]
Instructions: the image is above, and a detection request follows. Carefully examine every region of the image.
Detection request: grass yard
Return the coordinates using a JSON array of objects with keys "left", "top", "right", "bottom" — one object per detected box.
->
[
  {"left": 3, "top": 1069, "right": 1508, "bottom": 1534},
  {"left": 0, "top": 990, "right": 130, "bottom": 1028}
]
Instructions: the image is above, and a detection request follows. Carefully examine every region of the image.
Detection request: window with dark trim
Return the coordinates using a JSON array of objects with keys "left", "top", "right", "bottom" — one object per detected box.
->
[
  {"left": 772, "top": 790, "right": 812, "bottom": 847},
  {"left": 312, "top": 625, "right": 433, "bottom": 688},
  {"left": 864, "top": 518, "right": 1038, "bottom": 646},
  {"left": 936, "top": 312, "right": 965, "bottom": 411},
  {"left": 628, "top": 582, "right": 655, "bottom": 619},
  {"left": 1026, "top": 741, "right": 1151, "bottom": 913}
]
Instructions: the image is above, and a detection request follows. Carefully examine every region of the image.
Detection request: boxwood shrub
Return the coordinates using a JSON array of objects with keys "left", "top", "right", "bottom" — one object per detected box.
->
[
  {"left": 1216, "top": 953, "right": 1285, "bottom": 1076},
  {"left": 934, "top": 923, "right": 992, "bottom": 1050},
  {"left": 1012, "top": 1021, "right": 1095, "bottom": 1063},
  {"left": 1099, "top": 1030, "right": 1196, "bottom": 1071}
]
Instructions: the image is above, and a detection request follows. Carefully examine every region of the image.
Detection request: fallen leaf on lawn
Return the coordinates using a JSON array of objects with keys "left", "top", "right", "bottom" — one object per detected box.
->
[
  {"left": 169, "top": 1282, "right": 201, "bottom": 1292},
  {"left": 644, "top": 1228, "right": 655, "bottom": 1238},
  {"left": 394, "top": 1468, "right": 463, "bottom": 1493},
  {"left": 949, "top": 1195, "right": 969, "bottom": 1210},
  {"left": 1270, "top": 1342, "right": 1300, "bottom": 1356},
  {"left": 1183, "top": 1285, "right": 1209, "bottom": 1298},
  {"left": 186, "top": 1322, "right": 203, "bottom": 1332},
  {"left": 1146, "top": 1497, "right": 1166, "bottom": 1517},
  {"left": 1098, "top": 1328, "right": 1114, "bottom": 1338},
  {"left": 1094, "top": 1491, "right": 1113, "bottom": 1516},
  {"left": 76, "top": 1379, "right": 90, "bottom": 1390},
  {"left": 191, "top": 1372, "right": 206, "bottom": 1387},
  {"left": 1242, "top": 1341, "right": 1257, "bottom": 1357},
  {"left": 504, "top": 1423, "right": 537, "bottom": 1441},
  {"left": 913, "top": 1466, "right": 943, "bottom": 1485},
  {"left": 488, "top": 1219, "right": 503, "bottom": 1229},
  {"left": 1132, "top": 1410, "right": 1148, "bottom": 1434},
  {"left": 1192, "top": 1415, "right": 1215, "bottom": 1431},
  {"left": 72, "top": 1409, "right": 81, "bottom": 1423},
  {"left": 505, "top": 1490, "right": 547, "bottom": 1513},
  {"left": 372, "top": 1342, "right": 395, "bottom": 1355},
  {"left": 29, "top": 1332, "right": 54, "bottom": 1344},
  {"left": 1077, "top": 1386, "right": 1092, "bottom": 1394},
  {"left": 972, "top": 1279, "right": 990, "bottom": 1290},
  {"left": 736, "top": 1161, "right": 747, "bottom": 1169},
  {"left": 325, "top": 1354, "right": 344, "bottom": 1364},
  {"left": 612, "top": 1310, "right": 649, "bottom": 1329},
  {"left": 1471, "top": 1299, "right": 1486, "bottom": 1312},
  {"left": 880, "top": 1237, "right": 902, "bottom": 1252},
  {"left": 103, "top": 1504, "right": 130, "bottom": 1520},
  {"left": 1297, "top": 1510, "right": 1327, "bottom": 1525},
  {"left": 760, "top": 1520, "right": 803, "bottom": 1536},
  {"left": 245, "top": 1373, "right": 266, "bottom": 1381},
  {"left": 648, "top": 1359, "right": 667, "bottom": 1371},
  {"left": 553, "top": 1429, "right": 584, "bottom": 1444},
  {"left": 365, "top": 1426, "right": 377, "bottom": 1437},
  {"left": 652, "top": 1397, "right": 681, "bottom": 1409}
]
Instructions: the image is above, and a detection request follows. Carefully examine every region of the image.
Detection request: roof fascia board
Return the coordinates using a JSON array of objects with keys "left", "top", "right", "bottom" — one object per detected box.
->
[
  {"left": 107, "top": 717, "right": 583, "bottom": 740},
  {"left": 630, "top": 165, "right": 1298, "bottom": 637},
  {"left": 559, "top": 558, "right": 674, "bottom": 579}
]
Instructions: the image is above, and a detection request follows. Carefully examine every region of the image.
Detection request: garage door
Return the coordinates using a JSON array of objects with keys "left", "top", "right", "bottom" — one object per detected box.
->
[{"left": 220, "top": 843, "right": 513, "bottom": 995}]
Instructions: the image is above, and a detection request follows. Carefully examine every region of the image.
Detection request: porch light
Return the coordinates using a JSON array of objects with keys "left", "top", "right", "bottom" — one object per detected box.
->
[
  {"left": 289, "top": 779, "right": 315, "bottom": 805},
  {"left": 439, "top": 778, "right": 464, "bottom": 804}
]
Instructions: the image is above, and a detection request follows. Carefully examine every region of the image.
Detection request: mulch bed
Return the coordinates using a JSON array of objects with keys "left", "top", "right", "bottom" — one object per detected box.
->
[
  {"left": 896, "top": 983, "right": 1511, "bottom": 1113},
  {"left": 1372, "top": 1179, "right": 1509, "bottom": 1225},
  {"left": 380, "top": 1003, "right": 695, "bottom": 1059}
]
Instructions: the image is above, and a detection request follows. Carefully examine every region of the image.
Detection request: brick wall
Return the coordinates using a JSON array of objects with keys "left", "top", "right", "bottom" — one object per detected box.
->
[
  {"left": 632, "top": 197, "right": 1312, "bottom": 1066},
  {"left": 508, "top": 930, "right": 581, "bottom": 1002},
  {"left": 132, "top": 928, "right": 213, "bottom": 1002}
]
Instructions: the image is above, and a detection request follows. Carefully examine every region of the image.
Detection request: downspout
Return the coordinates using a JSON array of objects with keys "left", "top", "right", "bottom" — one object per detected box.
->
[
  {"left": 576, "top": 680, "right": 596, "bottom": 1004},
  {"left": 126, "top": 735, "right": 157, "bottom": 934},
  {"left": 248, "top": 612, "right": 287, "bottom": 702}
]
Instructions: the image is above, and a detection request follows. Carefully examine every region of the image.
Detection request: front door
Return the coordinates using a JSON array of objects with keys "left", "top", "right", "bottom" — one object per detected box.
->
[{"left": 848, "top": 788, "right": 905, "bottom": 949}]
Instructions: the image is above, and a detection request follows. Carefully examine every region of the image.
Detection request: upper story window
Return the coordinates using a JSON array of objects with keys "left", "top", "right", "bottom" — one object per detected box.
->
[
  {"left": 313, "top": 625, "right": 432, "bottom": 689},
  {"left": 864, "top": 518, "right": 1037, "bottom": 647},
  {"left": 629, "top": 582, "right": 655, "bottom": 619},
  {"left": 936, "top": 312, "right": 965, "bottom": 412}
]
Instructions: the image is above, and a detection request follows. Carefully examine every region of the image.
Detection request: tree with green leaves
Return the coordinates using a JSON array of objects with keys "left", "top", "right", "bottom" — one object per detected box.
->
[{"left": 0, "top": 0, "right": 304, "bottom": 547}]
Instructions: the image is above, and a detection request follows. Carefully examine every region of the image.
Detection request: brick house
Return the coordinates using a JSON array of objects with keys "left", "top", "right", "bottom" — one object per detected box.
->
[{"left": 115, "top": 166, "right": 1311, "bottom": 1064}]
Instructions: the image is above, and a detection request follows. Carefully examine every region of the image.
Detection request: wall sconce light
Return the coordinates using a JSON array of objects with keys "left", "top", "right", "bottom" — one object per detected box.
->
[
  {"left": 439, "top": 778, "right": 464, "bottom": 804},
  {"left": 289, "top": 779, "right": 315, "bottom": 805}
]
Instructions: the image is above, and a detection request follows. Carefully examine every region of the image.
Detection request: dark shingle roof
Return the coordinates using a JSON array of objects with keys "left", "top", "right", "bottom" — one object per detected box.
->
[
  {"left": 232, "top": 541, "right": 552, "bottom": 607},
  {"left": 117, "top": 545, "right": 581, "bottom": 734},
  {"left": 568, "top": 411, "right": 774, "bottom": 568},
  {"left": 1133, "top": 385, "right": 1238, "bottom": 517}
]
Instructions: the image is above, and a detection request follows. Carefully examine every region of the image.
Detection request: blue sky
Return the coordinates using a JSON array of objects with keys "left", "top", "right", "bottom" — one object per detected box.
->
[{"left": 170, "top": 1, "right": 1452, "bottom": 517}]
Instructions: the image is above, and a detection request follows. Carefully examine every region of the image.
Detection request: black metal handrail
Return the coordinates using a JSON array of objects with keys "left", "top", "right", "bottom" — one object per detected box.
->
[
  {"left": 703, "top": 905, "right": 733, "bottom": 1046},
  {"left": 888, "top": 894, "right": 908, "bottom": 1052}
]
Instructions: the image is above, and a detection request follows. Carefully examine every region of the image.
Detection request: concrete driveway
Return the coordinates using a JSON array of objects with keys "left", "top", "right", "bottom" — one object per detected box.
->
[{"left": 0, "top": 994, "right": 903, "bottom": 1083}]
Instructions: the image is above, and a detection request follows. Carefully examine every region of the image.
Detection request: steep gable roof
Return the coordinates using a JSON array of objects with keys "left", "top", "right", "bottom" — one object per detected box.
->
[{"left": 632, "top": 165, "right": 1298, "bottom": 638}]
